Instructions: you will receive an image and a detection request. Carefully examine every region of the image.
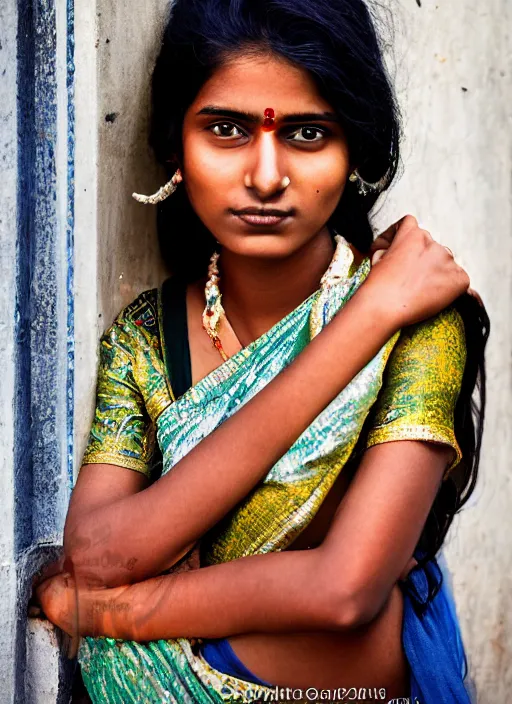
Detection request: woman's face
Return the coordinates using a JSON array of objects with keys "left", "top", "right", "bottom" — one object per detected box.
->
[{"left": 181, "top": 52, "right": 351, "bottom": 260}]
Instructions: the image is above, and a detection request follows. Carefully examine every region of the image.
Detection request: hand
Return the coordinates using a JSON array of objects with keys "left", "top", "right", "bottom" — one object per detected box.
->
[
  {"left": 370, "top": 218, "right": 484, "bottom": 308},
  {"left": 28, "top": 558, "right": 60, "bottom": 617},
  {"left": 363, "top": 215, "right": 470, "bottom": 329},
  {"left": 35, "top": 569, "right": 132, "bottom": 642},
  {"left": 35, "top": 571, "right": 80, "bottom": 638},
  {"left": 368, "top": 225, "right": 399, "bottom": 266}
]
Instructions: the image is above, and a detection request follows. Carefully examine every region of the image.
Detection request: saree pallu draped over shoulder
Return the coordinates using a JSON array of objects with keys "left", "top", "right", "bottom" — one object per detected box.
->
[{"left": 78, "top": 238, "right": 474, "bottom": 704}]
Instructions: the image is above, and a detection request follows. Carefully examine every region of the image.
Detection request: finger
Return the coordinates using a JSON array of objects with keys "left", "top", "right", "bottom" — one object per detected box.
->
[
  {"left": 419, "top": 228, "right": 434, "bottom": 245},
  {"left": 374, "top": 214, "right": 418, "bottom": 249},
  {"left": 35, "top": 577, "right": 55, "bottom": 603},
  {"left": 453, "top": 266, "right": 471, "bottom": 296},
  {"left": 371, "top": 222, "right": 400, "bottom": 250},
  {"left": 371, "top": 249, "right": 386, "bottom": 265},
  {"left": 369, "top": 236, "right": 391, "bottom": 254}
]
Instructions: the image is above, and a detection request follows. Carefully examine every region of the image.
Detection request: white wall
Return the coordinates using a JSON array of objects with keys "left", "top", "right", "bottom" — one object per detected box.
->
[{"left": 374, "top": 2, "right": 512, "bottom": 700}]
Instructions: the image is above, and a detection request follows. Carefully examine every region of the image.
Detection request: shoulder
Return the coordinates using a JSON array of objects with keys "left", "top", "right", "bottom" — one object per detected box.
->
[
  {"left": 397, "top": 306, "right": 466, "bottom": 374},
  {"left": 382, "top": 305, "right": 467, "bottom": 405},
  {"left": 366, "top": 305, "right": 467, "bottom": 474},
  {"left": 101, "top": 288, "right": 161, "bottom": 354},
  {"left": 97, "top": 287, "right": 173, "bottom": 413},
  {"left": 113, "top": 288, "right": 160, "bottom": 336},
  {"left": 404, "top": 305, "right": 464, "bottom": 342}
]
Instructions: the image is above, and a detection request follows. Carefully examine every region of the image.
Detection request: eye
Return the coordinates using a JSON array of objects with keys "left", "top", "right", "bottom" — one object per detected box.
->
[
  {"left": 287, "top": 126, "right": 327, "bottom": 143},
  {"left": 209, "top": 122, "right": 247, "bottom": 140}
]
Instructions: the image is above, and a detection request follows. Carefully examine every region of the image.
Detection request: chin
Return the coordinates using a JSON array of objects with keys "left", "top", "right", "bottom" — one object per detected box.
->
[{"left": 221, "top": 233, "right": 309, "bottom": 260}]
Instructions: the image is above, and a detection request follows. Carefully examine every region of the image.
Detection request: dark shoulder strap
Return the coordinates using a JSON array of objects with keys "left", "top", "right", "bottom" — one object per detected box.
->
[{"left": 160, "top": 275, "right": 192, "bottom": 399}]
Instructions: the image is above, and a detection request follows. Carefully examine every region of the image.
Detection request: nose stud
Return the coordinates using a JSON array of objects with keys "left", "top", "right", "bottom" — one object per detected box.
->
[{"left": 243, "top": 174, "right": 291, "bottom": 190}]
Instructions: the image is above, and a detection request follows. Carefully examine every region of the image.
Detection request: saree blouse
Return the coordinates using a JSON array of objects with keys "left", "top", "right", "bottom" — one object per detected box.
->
[{"left": 82, "top": 286, "right": 466, "bottom": 481}]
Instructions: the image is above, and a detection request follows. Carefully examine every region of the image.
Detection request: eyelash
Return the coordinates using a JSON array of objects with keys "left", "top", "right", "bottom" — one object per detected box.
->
[{"left": 207, "top": 121, "right": 330, "bottom": 143}]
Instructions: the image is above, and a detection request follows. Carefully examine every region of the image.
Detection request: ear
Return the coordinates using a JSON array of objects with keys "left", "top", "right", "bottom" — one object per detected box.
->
[{"left": 166, "top": 154, "right": 184, "bottom": 177}]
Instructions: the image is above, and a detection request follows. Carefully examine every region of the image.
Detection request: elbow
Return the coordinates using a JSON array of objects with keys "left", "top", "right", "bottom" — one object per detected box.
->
[
  {"left": 327, "top": 580, "right": 395, "bottom": 631},
  {"left": 316, "top": 563, "right": 379, "bottom": 630},
  {"left": 324, "top": 587, "right": 372, "bottom": 631}
]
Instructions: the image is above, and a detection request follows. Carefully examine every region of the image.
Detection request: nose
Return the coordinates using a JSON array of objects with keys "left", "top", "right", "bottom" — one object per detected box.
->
[{"left": 246, "top": 131, "right": 287, "bottom": 199}]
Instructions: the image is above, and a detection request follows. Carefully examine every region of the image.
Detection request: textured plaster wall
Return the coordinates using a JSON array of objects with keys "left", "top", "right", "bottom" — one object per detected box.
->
[
  {"left": 373, "top": 2, "right": 512, "bottom": 700},
  {"left": 0, "top": 1, "right": 19, "bottom": 699},
  {"left": 73, "top": 0, "right": 170, "bottom": 468},
  {"left": 95, "top": 0, "right": 171, "bottom": 319}
]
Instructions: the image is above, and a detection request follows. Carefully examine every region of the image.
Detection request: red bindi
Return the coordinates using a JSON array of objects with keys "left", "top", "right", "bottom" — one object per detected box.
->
[{"left": 262, "top": 107, "right": 276, "bottom": 131}]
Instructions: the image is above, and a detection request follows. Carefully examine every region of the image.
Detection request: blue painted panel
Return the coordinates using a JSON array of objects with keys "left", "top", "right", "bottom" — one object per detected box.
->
[
  {"left": 15, "top": 0, "right": 75, "bottom": 545},
  {"left": 67, "top": 0, "right": 75, "bottom": 490},
  {"left": 15, "top": 0, "right": 37, "bottom": 555},
  {"left": 30, "top": 0, "right": 61, "bottom": 545},
  {"left": 14, "top": 0, "right": 75, "bottom": 697}
]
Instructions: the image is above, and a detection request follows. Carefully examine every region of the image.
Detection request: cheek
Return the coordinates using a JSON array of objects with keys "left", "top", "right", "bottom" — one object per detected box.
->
[
  {"left": 299, "top": 147, "right": 349, "bottom": 205},
  {"left": 183, "top": 138, "right": 239, "bottom": 194},
  {"left": 301, "top": 166, "right": 347, "bottom": 215}
]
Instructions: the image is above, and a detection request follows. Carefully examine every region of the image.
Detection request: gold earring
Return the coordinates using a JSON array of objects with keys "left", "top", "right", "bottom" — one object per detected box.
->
[
  {"left": 132, "top": 168, "right": 183, "bottom": 205},
  {"left": 349, "top": 169, "right": 389, "bottom": 197}
]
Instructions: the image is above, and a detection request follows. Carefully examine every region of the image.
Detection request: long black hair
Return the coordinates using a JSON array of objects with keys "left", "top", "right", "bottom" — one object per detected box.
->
[{"left": 149, "top": 0, "right": 489, "bottom": 608}]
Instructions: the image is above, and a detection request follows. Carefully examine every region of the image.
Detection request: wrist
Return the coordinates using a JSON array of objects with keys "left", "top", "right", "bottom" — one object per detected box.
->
[
  {"left": 125, "top": 575, "right": 174, "bottom": 642},
  {"left": 79, "top": 583, "right": 133, "bottom": 639},
  {"left": 346, "top": 276, "right": 401, "bottom": 337}
]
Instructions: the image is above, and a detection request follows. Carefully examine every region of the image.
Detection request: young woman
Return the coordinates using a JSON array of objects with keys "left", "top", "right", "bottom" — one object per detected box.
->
[{"left": 35, "top": 0, "right": 489, "bottom": 702}]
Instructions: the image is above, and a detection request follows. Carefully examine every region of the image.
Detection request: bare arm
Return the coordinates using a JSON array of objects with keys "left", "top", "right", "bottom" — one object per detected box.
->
[
  {"left": 40, "top": 439, "right": 452, "bottom": 639},
  {"left": 64, "top": 217, "right": 469, "bottom": 588},
  {"left": 131, "top": 441, "right": 453, "bottom": 639},
  {"left": 65, "top": 279, "right": 396, "bottom": 587}
]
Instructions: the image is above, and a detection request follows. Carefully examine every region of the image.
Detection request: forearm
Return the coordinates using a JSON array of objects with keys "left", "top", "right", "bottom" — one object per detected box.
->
[
  {"left": 84, "top": 549, "right": 348, "bottom": 641},
  {"left": 67, "top": 282, "right": 397, "bottom": 588}
]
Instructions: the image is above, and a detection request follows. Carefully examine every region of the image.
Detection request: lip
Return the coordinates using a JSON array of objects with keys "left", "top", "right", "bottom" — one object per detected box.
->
[
  {"left": 231, "top": 207, "right": 295, "bottom": 228},
  {"left": 235, "top": 213, "right": 291, "bottom": 227}
]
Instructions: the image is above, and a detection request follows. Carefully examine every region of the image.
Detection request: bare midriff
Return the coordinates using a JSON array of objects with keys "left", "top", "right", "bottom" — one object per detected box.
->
[
  {"left": 186, "top": 244, "right": 410, "bottom": 698},
  {"left": 225, "top": 470, "right": 410, "bottom": 698}
]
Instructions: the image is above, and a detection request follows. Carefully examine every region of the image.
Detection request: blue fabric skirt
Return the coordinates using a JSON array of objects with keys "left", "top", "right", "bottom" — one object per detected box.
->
[{"left": 201, "top": 553, "right": 476, "bottom": 703}]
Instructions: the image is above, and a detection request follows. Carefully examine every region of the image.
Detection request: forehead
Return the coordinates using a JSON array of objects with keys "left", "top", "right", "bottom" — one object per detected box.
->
[{"left": 190, "top": 54, "right": 333, "bottom": 114}]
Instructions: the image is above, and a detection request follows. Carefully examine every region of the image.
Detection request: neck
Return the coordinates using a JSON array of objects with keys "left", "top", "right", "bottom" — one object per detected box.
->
[{"left": 218, "top": 228, "right": 336, "bottom": 346}]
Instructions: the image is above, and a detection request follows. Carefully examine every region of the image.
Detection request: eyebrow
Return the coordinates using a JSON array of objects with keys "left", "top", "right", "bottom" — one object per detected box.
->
[{"left": 196, "top": 105, "right": 340, "bottom": 124}]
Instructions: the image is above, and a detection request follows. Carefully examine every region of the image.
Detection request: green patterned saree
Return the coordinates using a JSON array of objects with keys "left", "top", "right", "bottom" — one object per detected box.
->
[{"left": 78, "top": 237, "right": 465, "bottom": 703}]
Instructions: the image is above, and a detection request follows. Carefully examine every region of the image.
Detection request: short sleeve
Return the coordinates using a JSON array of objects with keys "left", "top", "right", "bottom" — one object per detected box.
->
[
  {"left": 81, "top": 320, "right": 157, "bottom": 477},
  {"left": 365, "top": 306, "right": 467, "bottom": 480}
]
